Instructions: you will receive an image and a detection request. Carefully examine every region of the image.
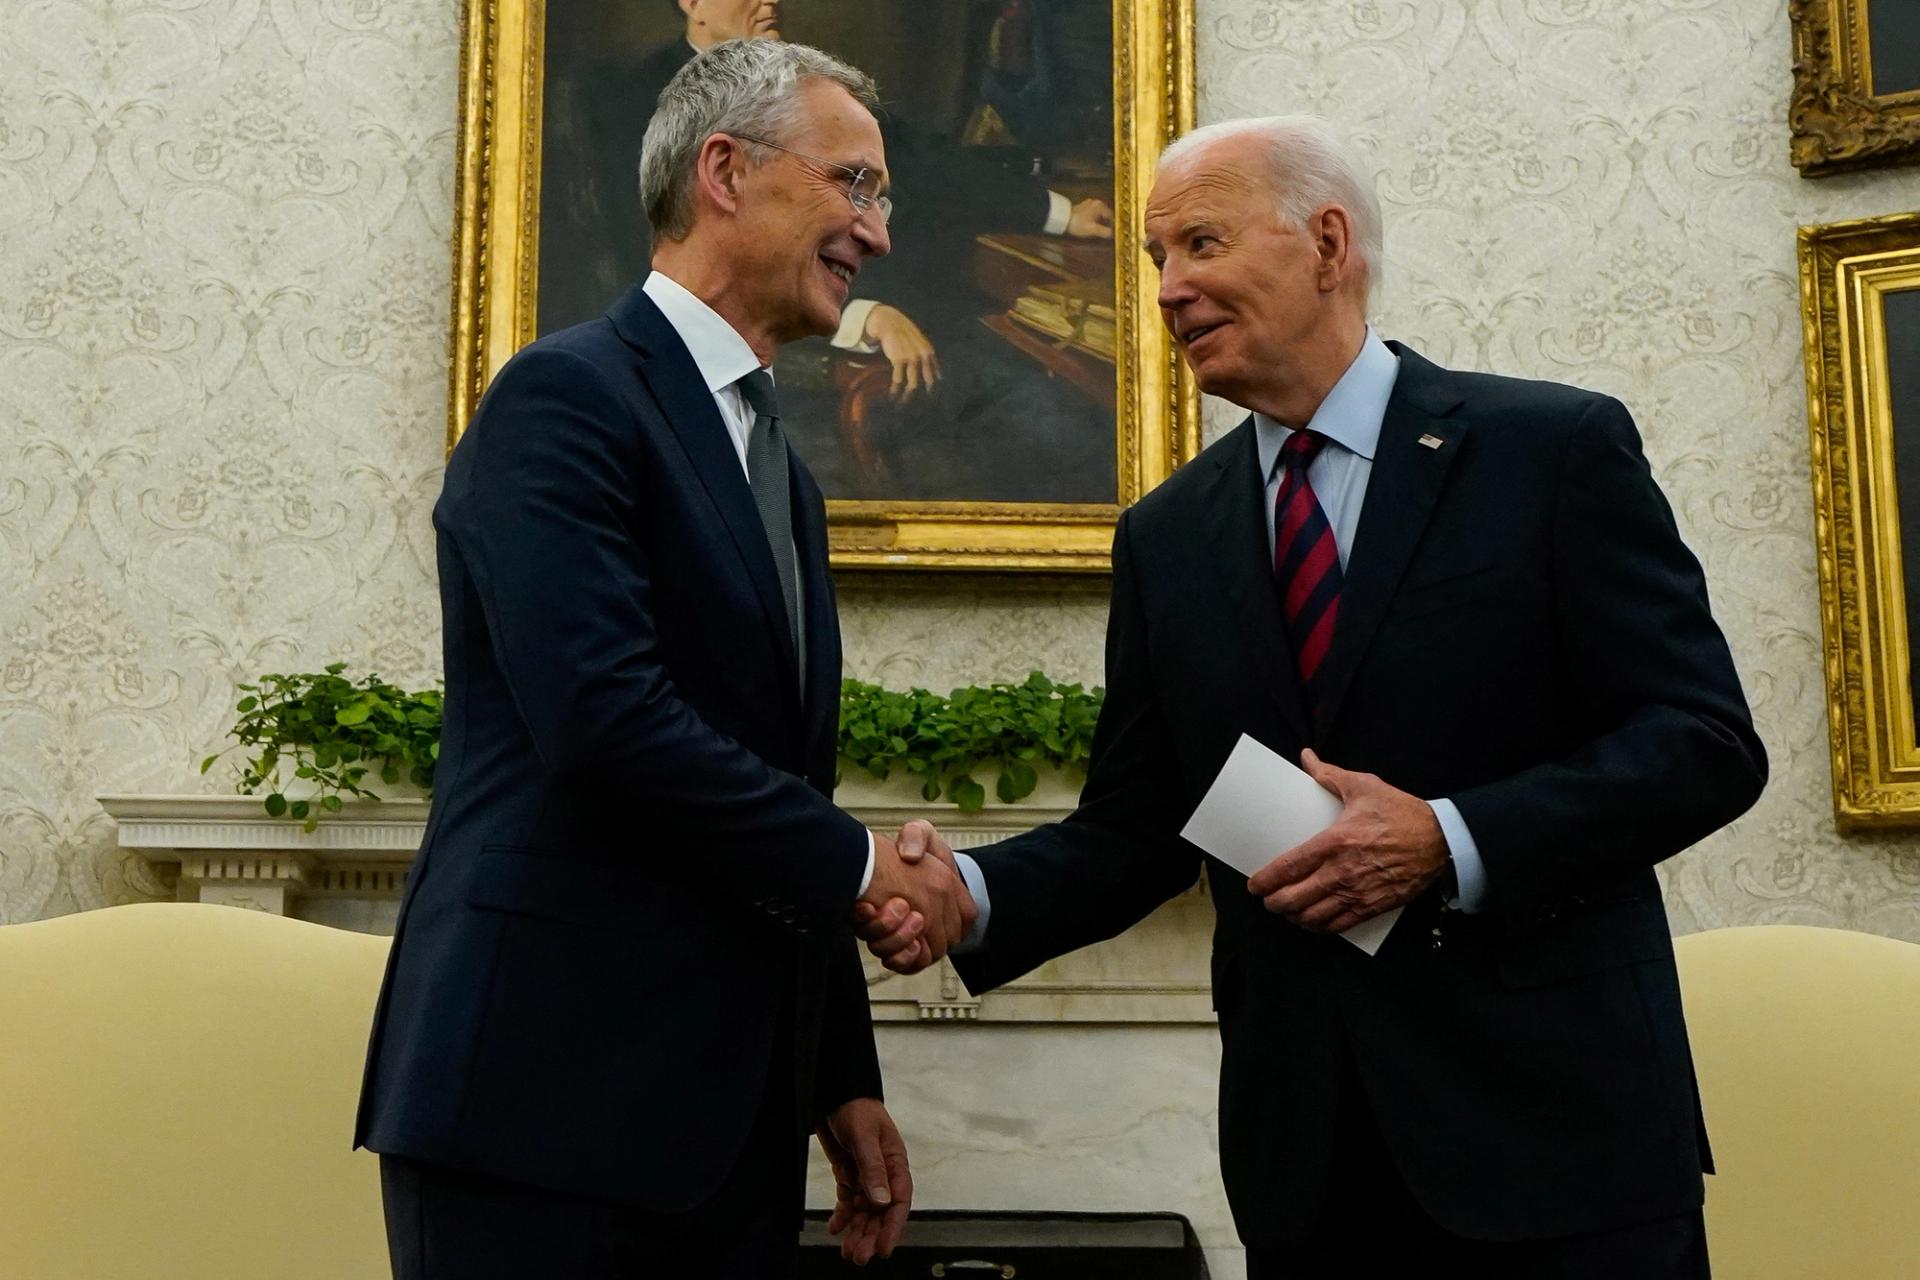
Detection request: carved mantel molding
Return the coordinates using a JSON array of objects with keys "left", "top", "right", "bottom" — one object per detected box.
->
[{"left": 98, "top": 794, "right": 431, "bottom": 916}]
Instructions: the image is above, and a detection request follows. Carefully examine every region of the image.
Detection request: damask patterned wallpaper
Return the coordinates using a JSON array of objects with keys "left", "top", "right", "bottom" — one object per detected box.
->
[
  {"left": 0, "top": 0, "right": 457, "bottom": 916},
  {"left": 3, "top": 0, "right": 1918, "bottom": 937}
]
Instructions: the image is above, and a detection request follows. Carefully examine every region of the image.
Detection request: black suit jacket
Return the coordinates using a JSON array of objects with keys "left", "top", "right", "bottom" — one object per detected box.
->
[
  {"left": 955, "top": 344, "right": 1767, "bottom": 1246},
  {"left": 355, "top": 285, "right": 881, "bottom": 1211}
]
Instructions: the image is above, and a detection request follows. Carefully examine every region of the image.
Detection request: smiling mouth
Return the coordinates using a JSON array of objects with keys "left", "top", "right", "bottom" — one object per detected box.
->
[
  {"left": 821, "top": 257, "right": 855, "bottom": 290},
  {"left": 1182, "top": 322, "right": 1225, "bottom": 346}
]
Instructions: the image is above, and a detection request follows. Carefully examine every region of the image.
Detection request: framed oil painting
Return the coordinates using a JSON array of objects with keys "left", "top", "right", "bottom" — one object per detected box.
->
[
  {"left": 449, "top": 0, "right": 1198, "bottom": 572},
  {"left": 1802, "top": 211, "right": 1920, "bottom": 828},
  {"left": 1790, "top": 0, "right": 1920, "bottom": 176}
]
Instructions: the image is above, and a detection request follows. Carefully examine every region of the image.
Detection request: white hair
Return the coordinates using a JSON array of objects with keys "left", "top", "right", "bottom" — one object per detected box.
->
[
  {"left": 1160, "top": 115, "right": 1384, "bottom": 303},
  {"left": 639, "top": 39, "right": 878, "bottom": 242}
]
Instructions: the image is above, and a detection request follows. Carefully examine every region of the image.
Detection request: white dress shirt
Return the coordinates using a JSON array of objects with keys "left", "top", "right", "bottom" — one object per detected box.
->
[
  {"left": 642, "top": 271, "right": 876, "bottom": 895},
  {"left": 642, "top": 271, "right": 763, "bottom": 470}
]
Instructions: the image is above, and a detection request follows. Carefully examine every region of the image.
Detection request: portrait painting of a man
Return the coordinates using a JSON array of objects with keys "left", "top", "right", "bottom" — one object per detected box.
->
[{"left": 535, "top": 1, "right": 1123, "bottom": 504}]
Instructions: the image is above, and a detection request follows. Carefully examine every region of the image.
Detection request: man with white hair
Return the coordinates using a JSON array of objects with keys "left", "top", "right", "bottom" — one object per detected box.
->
[
  {"left": 357, "top": 39, "right": 977, "bottom": 1277},
  {"left": 863, "top": 115, "right": 1764, "bottom": 1275}
]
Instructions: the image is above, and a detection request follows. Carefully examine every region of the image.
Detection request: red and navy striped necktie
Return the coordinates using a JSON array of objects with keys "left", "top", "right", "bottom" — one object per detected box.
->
[{"left": 1273, "top": 429, "right": 1343, "bottom": 711}]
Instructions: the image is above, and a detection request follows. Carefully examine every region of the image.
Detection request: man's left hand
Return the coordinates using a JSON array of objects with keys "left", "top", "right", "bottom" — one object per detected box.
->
[
  {"left": 818, "top": 1097, "right": 912, "bottom": 1265},
  {"left": 1246, "top": 749, "right": 1450, "bottom": 935},
  {"left": 853, "top": 820, "right": 954, "bottom": 976},
  {"left": 861, "top": 304, "right": 941, "bottom": 403}
]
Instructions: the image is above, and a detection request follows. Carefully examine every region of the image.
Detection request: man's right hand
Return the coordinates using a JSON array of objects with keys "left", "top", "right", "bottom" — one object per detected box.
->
[
  {"left": 855, "top": 820, "right": 962, "bottom": 975},
  {"left": 858, "top": 826, "right": 975, "bottom": 963}
]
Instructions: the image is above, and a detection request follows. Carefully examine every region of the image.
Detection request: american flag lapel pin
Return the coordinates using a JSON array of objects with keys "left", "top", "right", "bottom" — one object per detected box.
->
[{"left": 1417, "top": 433, "right": 1444, "bottom": 450}]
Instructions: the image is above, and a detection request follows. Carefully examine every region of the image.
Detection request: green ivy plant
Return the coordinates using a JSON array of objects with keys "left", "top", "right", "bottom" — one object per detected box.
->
[
  {"left": 836, "top": 671, "right": 1103, "bottom": 812},
  {"left": 205, "top": 667, "right": 1102, "bottom": 827},
  {"left": 201, "top": 664, "right": 442, "bottom": 831}
]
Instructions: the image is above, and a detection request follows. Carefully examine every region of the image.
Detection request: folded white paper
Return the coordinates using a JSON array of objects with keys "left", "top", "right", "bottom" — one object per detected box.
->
[{"left": 1181, "top": 734, "right": 1402, "bottom": 956}]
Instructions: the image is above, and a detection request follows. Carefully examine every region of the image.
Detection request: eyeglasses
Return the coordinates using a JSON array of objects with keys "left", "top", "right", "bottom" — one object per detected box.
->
[{"left": 731, "top": 132, "right": 894, "bottom": 225}]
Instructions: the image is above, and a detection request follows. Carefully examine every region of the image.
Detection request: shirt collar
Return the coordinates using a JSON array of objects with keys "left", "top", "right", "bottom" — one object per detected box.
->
[
  {"left": 1255, "top": 327, "right": 1400, "bottom": 481},
  {"left": 642, "top": 270, "right": 763, "bottom": 397}
]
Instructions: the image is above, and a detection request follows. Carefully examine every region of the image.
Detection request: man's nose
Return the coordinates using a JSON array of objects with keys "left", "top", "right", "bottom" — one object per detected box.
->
[
  {"left": 1156, "top": 259, "right": 1196, "bottom": 312},
  {"left": 854, "top": 210, "right": 891, "bottom": 258}
]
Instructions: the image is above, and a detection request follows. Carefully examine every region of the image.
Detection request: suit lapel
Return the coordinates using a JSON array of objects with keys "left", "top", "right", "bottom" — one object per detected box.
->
[
  {"left": 1312, "top": 344, "right": 1468, "bottom": 734},
  {"left": 791, "top": 458, "right": 841, "bottom": 765},
  {"left": 609, "top": 286, "right": 803, "bottom": 693},
  {"left": 1201, "top": 418, "right": 1313, "bottom": 746}
]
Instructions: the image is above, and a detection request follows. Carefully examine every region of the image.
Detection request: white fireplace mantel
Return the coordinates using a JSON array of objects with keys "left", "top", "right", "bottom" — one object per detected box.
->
[{"left": 98, "top": 782, "right": 1214, "bottom": 1025}]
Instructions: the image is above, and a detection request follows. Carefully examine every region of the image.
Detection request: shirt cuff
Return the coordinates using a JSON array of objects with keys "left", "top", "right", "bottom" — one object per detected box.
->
[
  {"left": 1429, "top": 798, "right": 1487, "bottom": 913},
  {"left": 1043, "top": 190, "right": 1071, "bottom": 236},
  {"left": 832, "top": 298, "right": 882, "bottom": 352},
  {"left": 856, "top": 829, "right": 875, "bottom": 898},
  {"left": 949, "top": 851, "right": 991, "bottom": 952}
]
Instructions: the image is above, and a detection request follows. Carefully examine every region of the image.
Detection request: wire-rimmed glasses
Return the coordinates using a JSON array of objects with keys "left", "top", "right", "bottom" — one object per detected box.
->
[{"left": 731, "top": 132, "right": 894, "bottom": 225}]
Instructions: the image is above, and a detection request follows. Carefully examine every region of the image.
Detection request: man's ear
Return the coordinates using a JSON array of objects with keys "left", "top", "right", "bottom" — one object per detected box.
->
[
  {"left": 1310, "top": 203, "right": 1356, "bottom": 294},
  {"left": 691, "top": 133, "right": 746, "bottom": 218}
]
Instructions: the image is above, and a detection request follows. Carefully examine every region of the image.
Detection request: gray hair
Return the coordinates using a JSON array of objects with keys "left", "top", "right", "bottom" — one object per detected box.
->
[
  {"left": 1161, "top": 115, "right": 1384, "bottom": 303},
  {"left": 639, "top": 39, "right": 879, "bottom": 242}
]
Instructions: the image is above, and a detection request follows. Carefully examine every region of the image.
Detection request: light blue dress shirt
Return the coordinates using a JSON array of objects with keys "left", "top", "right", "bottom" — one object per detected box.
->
[
  {"left": 1252, "top": 329, "right": 1486, "bottom": 913},
  {"left": 950, "top": 328, "right": 1489, "bottom": 951}
]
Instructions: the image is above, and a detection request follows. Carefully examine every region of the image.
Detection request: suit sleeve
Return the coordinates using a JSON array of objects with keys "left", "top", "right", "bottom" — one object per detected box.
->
[
  {"left": 1450, "top": 396, "right": 1767, "bottom": 914},
  {"left": 812, "top": 937, "right": 884, "bottom": 1120},
  {"left": 442, "top": 346, "right": 869, "bottom": 936},
  {"left": 954, "top": 512, "right": 1203, "bottom": 995}
]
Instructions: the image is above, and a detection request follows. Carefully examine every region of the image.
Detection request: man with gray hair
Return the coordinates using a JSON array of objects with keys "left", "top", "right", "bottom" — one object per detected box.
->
[
  {"left": 863, "top": 114, "right": 1763, "bottom": 1275},
  {"left": 357, "top": 38, "right": 975, "bottom": 1277}
]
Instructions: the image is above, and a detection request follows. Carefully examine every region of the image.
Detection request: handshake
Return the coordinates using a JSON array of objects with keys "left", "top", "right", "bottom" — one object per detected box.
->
[{"left": 853, "top": 819, "right": 969, "bottom": 975}]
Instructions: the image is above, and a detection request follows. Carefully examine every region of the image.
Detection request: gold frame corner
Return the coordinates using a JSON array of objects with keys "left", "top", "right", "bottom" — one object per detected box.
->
[{"left": 1789, "top": 0, "right": 1920, "bottom": 177}]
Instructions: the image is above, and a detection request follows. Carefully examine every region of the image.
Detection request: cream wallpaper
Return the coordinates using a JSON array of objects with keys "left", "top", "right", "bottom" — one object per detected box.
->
[{"left": 2, "top": 0, "right": 1919, "bottom": 939}]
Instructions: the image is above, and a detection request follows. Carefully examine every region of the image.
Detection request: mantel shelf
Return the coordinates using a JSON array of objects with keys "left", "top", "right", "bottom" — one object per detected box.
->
[
  {"left": 99, "top": 794, "right": 434, "bottom": 854},
  {"left": 98, "top": 786, "right": 1211, "bottom": 1025}
]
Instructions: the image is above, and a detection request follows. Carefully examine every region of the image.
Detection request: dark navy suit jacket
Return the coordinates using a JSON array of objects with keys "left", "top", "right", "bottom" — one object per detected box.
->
[
  {"left": 355, "top": 285, "right": 879, "bottom": 1210},
  {"left": 955, "top": 344, "right": 1768, "bottom": 1246}
]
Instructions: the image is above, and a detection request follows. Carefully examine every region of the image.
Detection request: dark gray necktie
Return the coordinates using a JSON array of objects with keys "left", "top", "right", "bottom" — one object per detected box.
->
[{"left": 737, "top": 369, "right": 802, "bottom": 672}]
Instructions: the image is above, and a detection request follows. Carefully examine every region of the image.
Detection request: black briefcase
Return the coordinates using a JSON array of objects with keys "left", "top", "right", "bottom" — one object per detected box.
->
[{"left": 798, "top": 1209, "right": 1210, "bottom": 1278}]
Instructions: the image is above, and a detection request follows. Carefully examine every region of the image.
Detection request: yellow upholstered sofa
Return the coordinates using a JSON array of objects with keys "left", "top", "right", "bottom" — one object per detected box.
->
[
  {"left": 0, "top": 903, "right": 392, "bottom": 1279},
  {"left": 1, "top": 907, "right": 1915, "bottom": 1278},
  {"left": 1677, "top": 924, "right": 1920, "bottom": 1279}
]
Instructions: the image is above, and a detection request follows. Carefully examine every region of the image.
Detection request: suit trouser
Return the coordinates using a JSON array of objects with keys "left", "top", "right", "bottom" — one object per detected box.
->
[
  {"left": 380, "top": 1041, "right": 809, "bottom": 1280},
  {"left": 1247, "top": 1049, "right": 1710, "bottom": 1280},
  {"left": 380, "top": 1119, "right": 807, "bottom": 1279}
]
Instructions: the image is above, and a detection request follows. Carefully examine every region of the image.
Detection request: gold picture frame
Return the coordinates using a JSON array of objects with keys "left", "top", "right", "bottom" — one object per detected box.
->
[
  {"left": 446, "top": 1, "right": 1198, "bottom": 573},
  {"left": 1802, "top": 211, "right": 1920, "bottom": 829},
  {"left": 1789, "top": 0, "right": 1920, "bottom": 176}
]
